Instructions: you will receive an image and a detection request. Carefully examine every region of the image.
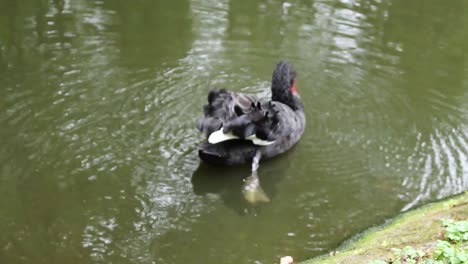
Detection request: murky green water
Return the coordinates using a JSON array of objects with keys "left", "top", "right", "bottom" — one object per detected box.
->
[{"left": 1, "top": 0, "right": 467, "bottom": 263}]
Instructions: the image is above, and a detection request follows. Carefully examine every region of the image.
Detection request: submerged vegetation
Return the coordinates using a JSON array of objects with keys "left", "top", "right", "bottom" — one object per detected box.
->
[{"left": 301, "top": 193, "right": 468, "bottom": 264}]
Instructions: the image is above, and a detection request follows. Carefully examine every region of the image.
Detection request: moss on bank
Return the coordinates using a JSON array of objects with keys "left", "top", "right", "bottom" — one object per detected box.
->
[{"left": 300, "top": 192, "right": 468, "bottom": 264}]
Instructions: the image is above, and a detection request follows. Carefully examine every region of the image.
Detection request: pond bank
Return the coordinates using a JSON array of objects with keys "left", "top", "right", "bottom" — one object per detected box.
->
[{"left": 299, "top": 192, "right": 468, "bottom": 264}]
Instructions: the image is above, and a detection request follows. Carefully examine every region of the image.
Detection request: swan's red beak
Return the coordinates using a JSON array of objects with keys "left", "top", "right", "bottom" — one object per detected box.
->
[{"left": 291, "top": 79, "right": 297, "bottom": 94}]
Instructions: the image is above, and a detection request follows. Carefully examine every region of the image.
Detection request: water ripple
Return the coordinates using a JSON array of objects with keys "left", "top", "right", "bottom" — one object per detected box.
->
[{"left": 1, "top": 0, "right": 467, "bottom": 263}]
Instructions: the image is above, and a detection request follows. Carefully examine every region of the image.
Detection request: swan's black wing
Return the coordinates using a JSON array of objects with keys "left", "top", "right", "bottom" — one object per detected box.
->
[
  {"left": 246, "top": 100, "right": 304, "bottom": 144},
  {"left": 257, "top": 100, "right": 306, "bottom": 159},
  {"left": 196, "top": 88, "right": 260, "bottom": 138}
]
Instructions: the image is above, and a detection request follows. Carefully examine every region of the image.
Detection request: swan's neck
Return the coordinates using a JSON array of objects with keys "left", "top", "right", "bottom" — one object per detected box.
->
[{"left": 272, "top": 91, "right": 303, "bottom": 111}]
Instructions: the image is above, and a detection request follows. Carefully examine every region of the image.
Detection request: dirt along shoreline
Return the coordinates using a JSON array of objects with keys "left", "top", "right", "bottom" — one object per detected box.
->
[{"left": 298, "top": 192, "right": 468, "bottom": 264}]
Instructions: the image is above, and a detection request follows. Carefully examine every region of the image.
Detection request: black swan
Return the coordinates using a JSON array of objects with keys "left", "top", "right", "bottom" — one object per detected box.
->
[{"left": 196, "top": 61, "right": 305, "bottom": 166}]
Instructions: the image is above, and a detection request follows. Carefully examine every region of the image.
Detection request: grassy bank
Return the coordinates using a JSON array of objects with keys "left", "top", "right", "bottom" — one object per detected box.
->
[{"left": 300, "top": 192, "right": 468, "bottom": 264}]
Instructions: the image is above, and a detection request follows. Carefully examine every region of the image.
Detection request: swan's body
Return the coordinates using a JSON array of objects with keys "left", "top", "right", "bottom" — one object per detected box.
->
[{"left": 196, "top": 61, "right": 305, "bottom": 165}]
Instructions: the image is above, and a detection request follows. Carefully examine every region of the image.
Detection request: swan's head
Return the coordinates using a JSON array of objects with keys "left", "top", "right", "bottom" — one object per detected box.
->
[{"left": 271, "top": 61, "right": 300, "bottom": 109}]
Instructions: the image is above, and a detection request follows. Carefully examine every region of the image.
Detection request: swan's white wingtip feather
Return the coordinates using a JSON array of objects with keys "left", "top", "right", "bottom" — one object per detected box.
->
[
  {"left": 208, "top": 129, "right": 275, "bottom": 146},
  {"left": 246, "top": 135, "right": 275, "bottom": 146},
  {"left": 208, "top": 128, "right": 239, "bottom": 144},
  {"left": 252, "top": 138, "right": 275, "bottom": 146}
]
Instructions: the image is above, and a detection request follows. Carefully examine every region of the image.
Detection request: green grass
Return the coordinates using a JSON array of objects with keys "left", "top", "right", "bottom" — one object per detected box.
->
[{"left": 371, "top": 219, "right": 468, "bottom": 263}]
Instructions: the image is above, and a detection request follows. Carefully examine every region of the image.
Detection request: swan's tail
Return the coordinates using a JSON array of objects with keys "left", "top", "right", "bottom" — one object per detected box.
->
[{"left": 196, "top": 89, "right": 231, "bottom": 137}]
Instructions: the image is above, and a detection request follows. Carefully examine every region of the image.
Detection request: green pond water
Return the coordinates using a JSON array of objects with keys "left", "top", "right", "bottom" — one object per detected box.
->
[{"left": 1, "top": 0, "right": 467, "bottom": 263}]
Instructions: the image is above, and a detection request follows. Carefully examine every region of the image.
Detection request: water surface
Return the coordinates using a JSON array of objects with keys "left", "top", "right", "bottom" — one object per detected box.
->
[{"left": 1, "top": 0, "right": 467, "bottom": 263}]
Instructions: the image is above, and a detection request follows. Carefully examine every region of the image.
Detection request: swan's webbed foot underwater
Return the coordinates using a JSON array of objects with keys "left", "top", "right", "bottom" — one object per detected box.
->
[{"left": 242, "top": 151, "right": 270, "bottom": 205}]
